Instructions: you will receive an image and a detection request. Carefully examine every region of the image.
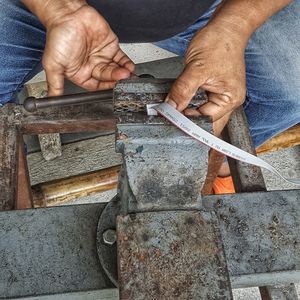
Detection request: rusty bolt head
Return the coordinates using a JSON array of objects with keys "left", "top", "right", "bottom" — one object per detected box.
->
[{"left": 103, "top": 229, "right": 117, "bottom": 246}]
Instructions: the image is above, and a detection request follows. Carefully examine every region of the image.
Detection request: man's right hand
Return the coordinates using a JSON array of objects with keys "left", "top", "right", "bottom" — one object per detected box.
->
[{"left": 22, "top": 1, "right": 135, "bottom": 96}]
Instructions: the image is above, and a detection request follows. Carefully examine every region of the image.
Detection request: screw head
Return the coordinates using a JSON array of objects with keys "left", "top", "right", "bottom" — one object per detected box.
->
[{"left": 103, "top": 229, "right": 117, "bottom": 245}]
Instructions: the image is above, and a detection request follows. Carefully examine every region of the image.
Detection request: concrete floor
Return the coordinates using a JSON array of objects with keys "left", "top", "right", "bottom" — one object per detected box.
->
[{"left": 29, "top": 43, "right": 300, "bottom": 299}]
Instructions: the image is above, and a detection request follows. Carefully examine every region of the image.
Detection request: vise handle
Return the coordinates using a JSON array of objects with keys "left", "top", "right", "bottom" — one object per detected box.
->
[{"left": 23, "top": 90, "right": 113, "bottom": 112}]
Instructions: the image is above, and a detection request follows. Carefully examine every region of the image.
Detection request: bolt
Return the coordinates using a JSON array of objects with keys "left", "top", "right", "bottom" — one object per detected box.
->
[{"left": 103, "top": 229, "right": 117, "bottom": 245}]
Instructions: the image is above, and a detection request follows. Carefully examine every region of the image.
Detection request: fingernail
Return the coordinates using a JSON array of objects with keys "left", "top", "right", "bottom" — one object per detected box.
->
[{"left": 165, "top": 98, "right": 177, "bottom": 109}]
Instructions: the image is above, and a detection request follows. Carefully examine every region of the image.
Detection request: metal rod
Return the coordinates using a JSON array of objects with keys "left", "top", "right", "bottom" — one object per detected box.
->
[{"left": 23, "top": 90, "right": 113, "bottom": 112}]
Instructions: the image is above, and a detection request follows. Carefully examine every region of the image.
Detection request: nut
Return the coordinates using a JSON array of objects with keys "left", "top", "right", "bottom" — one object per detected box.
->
[{"left": 103, "top": 229, "right": 117, "bottom": 246}]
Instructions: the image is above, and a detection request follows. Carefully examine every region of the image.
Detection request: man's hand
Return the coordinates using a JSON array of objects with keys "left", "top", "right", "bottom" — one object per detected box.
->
[
  {"left": 167, "top": 24, "right": 246, "bottom": 129},
  {"left": 22, "top": 1, "right": 134, "bottom": 96},
  {"left": 167, "top": 0, "right": 292, "bottom": 135}
]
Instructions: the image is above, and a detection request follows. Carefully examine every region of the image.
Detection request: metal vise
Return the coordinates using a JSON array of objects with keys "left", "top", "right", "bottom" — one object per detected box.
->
[{"left": 113, "top": 79, "right": 233, "bottom": 299}]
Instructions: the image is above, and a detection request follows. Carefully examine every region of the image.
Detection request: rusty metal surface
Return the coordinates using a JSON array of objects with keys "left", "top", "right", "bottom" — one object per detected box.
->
[
  {"left": 202, "top": 149, "right": 225, "bottom": 195},
  {"left": 16, "top": 135, "right": 33, "bottom": 209},
  {"left": 114, "top": 78, "right": 207, "bottom": 113},
  {"left": 116, "top": 119, "right": 212, "bottom": 213},
  {"left": 259, "top": 284, "right": 299, "bottom": 300},
  {"left": 20, "top": 102, "right": 115, "bottom": 134},
  {"left": 0, "top": 203, "right": 112, "bottom": 298},
  {"left": 225, "top": 107, "right": 266, "bottom": 192},
  {"left": 117, "top": 210, "right": 232, "bottom": 300},
  {"left": 226, "top": 107, "right": 298, "bottom": 298},
  {"left": 203, "top": 190, "right": 300, "bottom": 277}
]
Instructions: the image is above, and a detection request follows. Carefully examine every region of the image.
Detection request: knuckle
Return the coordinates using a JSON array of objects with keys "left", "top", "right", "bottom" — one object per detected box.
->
[{"left": 172, "top": 79, "right": 194, "bottom": 99}]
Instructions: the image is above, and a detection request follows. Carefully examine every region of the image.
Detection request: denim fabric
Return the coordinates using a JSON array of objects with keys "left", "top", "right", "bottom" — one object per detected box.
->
[
  {"left": 1, "top": 0, "right": 300, "bottom": 147},
  {"left": 0, "top": 0, "right": 45, "bottom": 104},
  {"left": 155, "top": 0, "right": 300, "bottom": 147}
]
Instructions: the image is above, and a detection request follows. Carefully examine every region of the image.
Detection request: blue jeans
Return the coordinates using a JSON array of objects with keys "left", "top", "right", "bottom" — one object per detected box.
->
[{"left": 1, "top": 0, "right": 300, "bottom": 148}]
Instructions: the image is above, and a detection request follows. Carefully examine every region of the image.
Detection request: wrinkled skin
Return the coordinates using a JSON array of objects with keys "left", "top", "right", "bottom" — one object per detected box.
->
[{"left": 42, "top": 5, "right": 134, "bottom": 96}]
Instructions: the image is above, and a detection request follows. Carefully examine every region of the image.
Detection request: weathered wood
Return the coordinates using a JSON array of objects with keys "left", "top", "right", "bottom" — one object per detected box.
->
[
  {"left": 0, "top": 106, "right": 19, "bottom": 210},
  {"left": 32, "top": 166, "right": 120, "bottom": 207},
  {"left": 16, "top": 134, "right": 33, "bottom": 209},
  {"left": 38, "top": 133, "right": 62, "bottom": 161},
  {"left": 257, "top": 124, "right": 300, "bottom": 154},
  {"left": 27, "top": 135, "right": 122, "bottom": 185},
  {"left": 26, "top": 82, "right": 62, "bottom": 161}
]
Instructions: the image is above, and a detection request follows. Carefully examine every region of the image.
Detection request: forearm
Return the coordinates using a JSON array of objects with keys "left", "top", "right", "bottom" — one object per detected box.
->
[
  {"left": 208, "top": 0, "right": 292, "bottom": 46},
  {"left": 21, "top": 0, "right": 87, "bottom": 27}
]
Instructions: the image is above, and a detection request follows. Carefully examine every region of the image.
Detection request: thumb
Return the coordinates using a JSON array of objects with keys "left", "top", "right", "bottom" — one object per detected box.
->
[{"left": 166, "top": 64, "right": 204, "bottom": 112}]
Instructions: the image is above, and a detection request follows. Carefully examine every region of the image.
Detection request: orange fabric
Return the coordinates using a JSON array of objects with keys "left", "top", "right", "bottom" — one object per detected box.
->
[{"left": 212, "top": 176, "right": 235, "bottom": 195}]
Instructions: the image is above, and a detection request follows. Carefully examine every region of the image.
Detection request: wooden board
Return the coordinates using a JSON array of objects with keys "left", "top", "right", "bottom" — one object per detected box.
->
[
  {"left": 0, "top": 106, "right": 18, "bottom": 210},
  {"left": 27, "top": 134, "right": 122, "bottom": 185},
  {"left": 257, "top": 124, "right": 300, "bottom": 154}
]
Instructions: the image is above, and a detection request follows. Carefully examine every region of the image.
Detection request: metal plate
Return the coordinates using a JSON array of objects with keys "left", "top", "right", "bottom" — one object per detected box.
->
[{"left": 117, "top": 210, "right": 232, "bottom": 300}]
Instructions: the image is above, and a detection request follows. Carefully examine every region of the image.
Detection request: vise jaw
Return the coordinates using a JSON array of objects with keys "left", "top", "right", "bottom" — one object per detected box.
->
[{"left": 116, "top": 116, "right": 211, "bottom": 213}]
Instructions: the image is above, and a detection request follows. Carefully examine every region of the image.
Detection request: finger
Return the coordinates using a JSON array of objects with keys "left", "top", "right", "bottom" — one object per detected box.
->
[
  {"left": 92, "top": 62, "right": 131, "bottom": 82},
  {"left": 44, "top": 69, "right": 65, "bottom": 97},
  {"left": 212, "top": 112, "right": 231, "bottom": 137},
  {"left": 198, "top": 92, "right": 234, "bottom": 121},
  {"left": 114, "top": 49, "right": 135, "bottom": 73},
  {"left": 166, "top": 64, "right": 205, "bottom": 112},
  {"left": 184, "top": 107, "right": 231, "bottom": 137},
  {"left": 74, "top": 77, "right": 116, "bottom": 91},
  {"left": 183, "top": 108, "right": 201, "bottom": 117},
  {"left": 97, "top": 81, "right": 117, "bottom": 90}
]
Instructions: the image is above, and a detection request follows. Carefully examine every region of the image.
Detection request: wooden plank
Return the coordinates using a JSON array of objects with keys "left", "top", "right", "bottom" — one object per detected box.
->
[
  {"left": 27, "top": 135, "right": 122, "bottom": 185},
  {"left": 38, "top": 133, "right": 62, "bottom": 161},
  {"left": 0, "top": 106, "right": 19, "bottom": 210},
  {"left": 25, "top": 82, "right": 62, "bottom": 161},
  {"left": 257, "top": 124, "right": 300, "bottom": 154}
]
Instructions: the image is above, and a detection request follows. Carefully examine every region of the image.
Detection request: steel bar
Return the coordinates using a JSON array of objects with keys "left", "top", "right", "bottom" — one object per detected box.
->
[
  {"left": 259, "top": 284, "right": 299, "bottom": 300},
  {"left": 225, "top": 107, "right": 298, "bottom": 299},
  {"left": 16, "top": 134, "right": 33, "bottom": 209},
  {"left": 201, "top": 149, "right": 225, "bottom": 195},
  {"left": 19, "top": 103, "right": 115, "bottom": 134},
  {"left": 225, "top": 106, "right": 266, "bottom": 192},
  {"left": 231, "top": 272, "right": 300, "bottom": 289},
  {"left": 0, "top": 203, "right": 112, "bottom": 299},
  {"left": 117, "top": 211, "right": 232, "bottom": 300},
  {"left": 23, "top": 90, "right": 113, "bottom": 112},
  {"left": 1, "top": 190, "right": 300, "bottom": 298},
  {"left": 10, "top": 289, "right": 119, "bottom": 300}
]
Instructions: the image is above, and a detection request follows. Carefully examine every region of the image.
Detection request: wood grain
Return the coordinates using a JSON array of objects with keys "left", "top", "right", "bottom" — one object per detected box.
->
[{"left": 27, "top": 134, "right": 122, "bottom": 185}]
